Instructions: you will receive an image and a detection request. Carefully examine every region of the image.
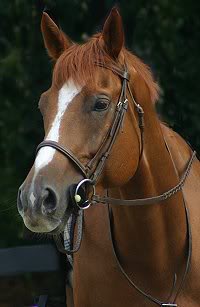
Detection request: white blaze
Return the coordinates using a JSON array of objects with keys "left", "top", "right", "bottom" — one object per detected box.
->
[
  {"left": 30, "top": 80, "right": 81, "bottom": 200},
  {"left": 30, "top": 192, "right": 36, "bottom": 206}
]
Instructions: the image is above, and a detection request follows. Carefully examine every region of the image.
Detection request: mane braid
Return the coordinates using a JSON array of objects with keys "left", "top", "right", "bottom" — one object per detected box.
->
[{"left": 53, "top": 34, "right": 159, "bottom": 104}]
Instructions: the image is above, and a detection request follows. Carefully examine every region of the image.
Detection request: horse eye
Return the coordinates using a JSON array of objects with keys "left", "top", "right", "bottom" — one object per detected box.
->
[{"left": 94, "top": 99, "right": 109, "bottom": 112}]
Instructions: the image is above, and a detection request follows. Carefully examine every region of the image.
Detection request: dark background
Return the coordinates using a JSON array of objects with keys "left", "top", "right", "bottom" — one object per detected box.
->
[{"left": 0, "top": 0, "right": 200, "bottom": 248}]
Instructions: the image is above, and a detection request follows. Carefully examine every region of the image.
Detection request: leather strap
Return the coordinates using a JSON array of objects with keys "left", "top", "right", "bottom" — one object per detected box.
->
[
  {"left": 95, "top": 61, "right": 130, "bottom": 80},
  {"left": 107, "top": 141, "right": 193, "bottom": 306},
  {"left": 89, "top": 98, "right": 129, "bottom": 182},
  {"left": 91, "top": 150, "right": 196, "bottom": 206},
  {"left": 36, "top": 140, "right": 87, "bottom": 177},
  {"left": 85, "top": 62, "right": 132, "bottom": 182},
  {"left": 54, "top": 210, "right": 83, "bottom": 255},
  {"left": 108, "top": 201, "right": 190, "bottom": 306}
]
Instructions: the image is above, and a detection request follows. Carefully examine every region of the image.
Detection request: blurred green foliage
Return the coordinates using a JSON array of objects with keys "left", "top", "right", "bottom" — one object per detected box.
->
[{"left": 0, "top": 0, "right": 200, "bottom": 247}]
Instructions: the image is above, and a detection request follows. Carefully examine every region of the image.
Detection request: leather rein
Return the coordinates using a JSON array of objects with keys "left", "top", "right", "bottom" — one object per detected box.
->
[{"left": 36, "top": 61, "right": 196, "bottom": 306}]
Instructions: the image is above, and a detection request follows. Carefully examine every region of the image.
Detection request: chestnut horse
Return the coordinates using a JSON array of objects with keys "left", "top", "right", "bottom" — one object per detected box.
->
[{"left": 17, "top": 8, "right": 200, "bottom": 307}]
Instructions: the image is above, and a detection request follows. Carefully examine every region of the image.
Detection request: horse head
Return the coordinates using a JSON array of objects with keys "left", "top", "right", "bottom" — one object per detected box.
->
[{"left": 17, "top": 8, "right": 158, "bottom": 234}]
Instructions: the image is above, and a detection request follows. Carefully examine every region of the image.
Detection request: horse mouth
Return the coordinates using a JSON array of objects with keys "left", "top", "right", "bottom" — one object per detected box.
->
[
  {"left": 19, "top": 181, "right": 80, "bottom": 234},
  {"left": 22, "top": 199, "right": 72, "bottom": 235},
  {"left": 48, "top": 211, "right": 71, "bottom": 235}
]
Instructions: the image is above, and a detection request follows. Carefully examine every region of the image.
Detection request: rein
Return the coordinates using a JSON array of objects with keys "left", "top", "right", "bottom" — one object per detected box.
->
[
  {"left": 108, "top": 200, "right": 192, "bottom": 306},
  {"left": 36, "top": 61, "right": 196, "bottom": 306},
  {"left": 92, "top": 150, "right": 196, "bottom": 206}
]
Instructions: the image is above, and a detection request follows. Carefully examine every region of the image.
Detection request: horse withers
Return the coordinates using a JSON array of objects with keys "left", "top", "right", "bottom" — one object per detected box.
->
[{"left": 17, "top": 8, "right": 200, "bottom": 307}]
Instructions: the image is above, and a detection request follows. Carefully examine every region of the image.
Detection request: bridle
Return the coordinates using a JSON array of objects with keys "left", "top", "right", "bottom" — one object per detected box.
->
[
  {"left": 37, "top": 61, "right": 145, "bottom": 208},
  {"left": 36, "top": 61, "right": 196, "bottom": 306},
  {"left": 36, "top": 61, "right": 195, "bottom": 209}
]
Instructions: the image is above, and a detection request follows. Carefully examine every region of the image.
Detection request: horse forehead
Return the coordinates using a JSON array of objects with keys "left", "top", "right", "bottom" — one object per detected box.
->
[
  {"left": 94, "top": 68, "right": 120, "bottom": 88},
  {"left": 58, "top": 79, "right": 82, "bottom": 108}
]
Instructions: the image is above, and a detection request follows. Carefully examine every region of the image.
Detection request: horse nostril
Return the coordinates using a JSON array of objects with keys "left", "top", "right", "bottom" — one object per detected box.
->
[{"left": 42, "top": 188, "right": 57, "bottom": 215}]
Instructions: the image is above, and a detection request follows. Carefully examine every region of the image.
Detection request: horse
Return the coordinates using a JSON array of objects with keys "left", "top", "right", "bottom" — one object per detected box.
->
[{"left": 17, "top": 7, "right": 200, "bottom": 307}]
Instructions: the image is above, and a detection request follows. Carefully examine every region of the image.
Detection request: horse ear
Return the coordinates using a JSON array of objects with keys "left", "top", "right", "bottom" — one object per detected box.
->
[
  {"left": 41, "top": 12, "right": 71, "bottom": 60},
  {"left": 102, "top": 7, "right": 124, "bottom": 59}
]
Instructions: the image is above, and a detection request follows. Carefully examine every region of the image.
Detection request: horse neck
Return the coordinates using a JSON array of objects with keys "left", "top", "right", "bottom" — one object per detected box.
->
[{"left": 109, "top": 86, "right": 187, "bottom": 294}]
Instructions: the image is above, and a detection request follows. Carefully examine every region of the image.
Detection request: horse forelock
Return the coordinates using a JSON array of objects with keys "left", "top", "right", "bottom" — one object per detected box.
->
[
  {"left": 52, "top": 33, "right": 159, "bottom": 104},
  {"left": 53, "top": 34, "right": 107, "bottom": 88}
]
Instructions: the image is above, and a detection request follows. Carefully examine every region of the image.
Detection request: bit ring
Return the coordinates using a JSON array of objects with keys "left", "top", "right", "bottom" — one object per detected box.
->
[{"left": 74, "top": 179, "right": 95, "bottom": 210}]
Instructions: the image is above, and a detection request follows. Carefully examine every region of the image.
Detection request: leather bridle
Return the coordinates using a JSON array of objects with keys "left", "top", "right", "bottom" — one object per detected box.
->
[
  {"left": 36, "top": 61, "right": 145, "bottom": 206},
  {"left": 36, "top": 61, "right": 196, "bottom": 306},
  {"left": 36, "top": 61, "right": 195, "bottom": 209}
]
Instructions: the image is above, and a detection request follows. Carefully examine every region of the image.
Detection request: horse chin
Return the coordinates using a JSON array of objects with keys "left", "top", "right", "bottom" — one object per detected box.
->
[
  {"left": 23, "top": 215, "right": 60, "bottom": 233},
  {"left": 22, "top": 208, "right": 70, "bottom": 234}
]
